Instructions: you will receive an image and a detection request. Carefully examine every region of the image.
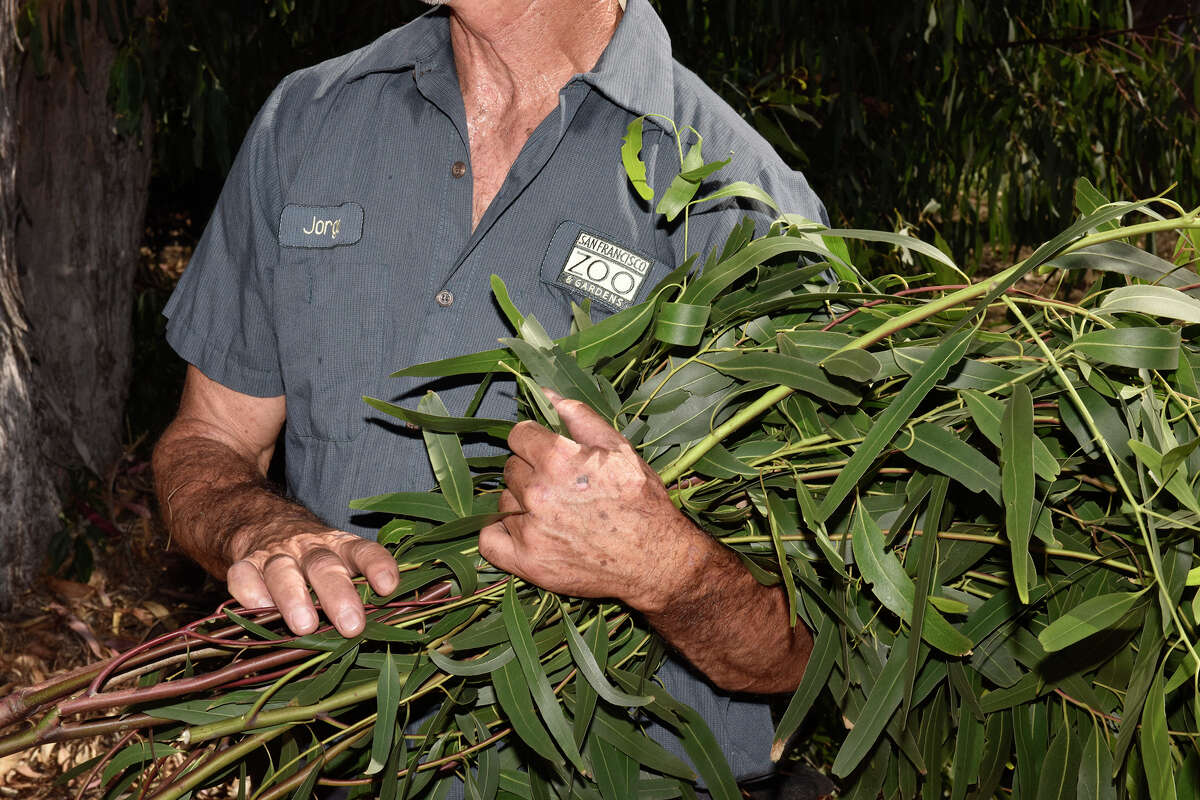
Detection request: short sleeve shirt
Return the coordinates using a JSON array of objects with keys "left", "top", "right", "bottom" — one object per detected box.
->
[{"left": 164, "top": 0, "right": 826, "bottom": 783}]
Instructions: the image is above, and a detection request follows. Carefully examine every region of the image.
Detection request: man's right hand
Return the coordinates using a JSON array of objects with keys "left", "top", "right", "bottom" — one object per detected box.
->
[
  {"left": 227, "top": 528, "right": 399, "bottom": 638},
  {"left": 154, "top": 365, "right": 399, "bottom": 640}
]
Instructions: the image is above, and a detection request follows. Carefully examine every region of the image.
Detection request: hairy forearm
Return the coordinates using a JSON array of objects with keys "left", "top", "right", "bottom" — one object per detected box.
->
[
  {"left": 152, "top": 425, "right": 328, "bottom": 578},
  {"left": 637, "top": 526, "right": 813, "bottom": 695}
]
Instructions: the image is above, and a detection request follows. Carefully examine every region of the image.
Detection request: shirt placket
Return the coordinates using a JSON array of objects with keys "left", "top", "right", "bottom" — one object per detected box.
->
[
  {"left": 405, "top": 57, "right": 476, "bottom": 376},
  {"left": 409, "top": 77, "right": 591, "bottom": 387}
]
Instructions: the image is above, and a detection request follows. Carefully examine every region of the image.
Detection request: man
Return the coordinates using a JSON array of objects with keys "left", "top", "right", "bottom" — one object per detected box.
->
[{"left": 154, "top": 0, "right": 823, "bottom": 790}]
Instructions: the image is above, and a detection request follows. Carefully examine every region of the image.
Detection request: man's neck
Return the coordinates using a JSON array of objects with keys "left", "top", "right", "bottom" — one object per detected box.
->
[
  {"left": 445, "top": 0, "right": 624, "bottom": 228},
  {"left": 448, "top": 0, "right": 622, "bottom": 118}
]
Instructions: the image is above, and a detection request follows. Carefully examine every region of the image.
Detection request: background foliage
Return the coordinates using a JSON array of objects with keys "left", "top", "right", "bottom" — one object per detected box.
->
[
  {"left": 24, "top": 0, "right": 1195, "bottom": 263},
  {"left": 661, "top": 0, "right": 1200, "bottom": 262}
]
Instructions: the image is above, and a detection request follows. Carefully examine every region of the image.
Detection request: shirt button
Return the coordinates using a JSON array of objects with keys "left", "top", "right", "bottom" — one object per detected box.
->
[
  {"left": 436, "top": 289, "right": 455, "bottom": 307},
  {"left": 451, "top": 161, "right": 467, "bottom": 179}
]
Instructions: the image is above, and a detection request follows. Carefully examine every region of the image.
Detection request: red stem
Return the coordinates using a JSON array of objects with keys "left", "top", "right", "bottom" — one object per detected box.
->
[{"left": 63, "top": 649, "right": 313, "bottom": 716}]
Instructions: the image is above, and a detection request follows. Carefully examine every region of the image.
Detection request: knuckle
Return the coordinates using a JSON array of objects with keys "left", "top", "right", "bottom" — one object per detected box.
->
[
  {"left": 261, "top": 553, "right": 299, "bottom": 573},
  {"left": 299, "top": 548, "right": 348, "bottom": 575}
]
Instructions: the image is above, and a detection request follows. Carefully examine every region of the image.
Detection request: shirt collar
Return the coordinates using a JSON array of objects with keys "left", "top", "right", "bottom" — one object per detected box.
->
[
  {"left": 578, "top": 0, "right": 676, "bottom": 131},
  {"left": 343, "top": 7, "right": 451, "bottom": 82},
  {"left": 344, "top": 0, "right": 675, "bottom": 128}
]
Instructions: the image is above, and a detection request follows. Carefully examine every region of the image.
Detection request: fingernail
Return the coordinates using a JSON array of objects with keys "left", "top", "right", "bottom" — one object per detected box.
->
[
  {"left": 294, "top": 611, "right": 316, "bottom": 632},
  {"left": 338, "top": 612, "right": 362, "bottom": 634}
]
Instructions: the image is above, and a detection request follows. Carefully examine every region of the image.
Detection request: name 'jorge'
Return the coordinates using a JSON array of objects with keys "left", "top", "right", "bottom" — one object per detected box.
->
[{"left": 303, "top": 215, "right": 342, "bottom": 240}]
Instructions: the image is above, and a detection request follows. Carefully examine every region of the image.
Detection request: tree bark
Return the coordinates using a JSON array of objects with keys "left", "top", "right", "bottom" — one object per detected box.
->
[
  {"left": 0, "top": 0, "right": 59, "bottom": 608},
  {"left": 15, "top": 0, "right": 153, "bottom": 478}
]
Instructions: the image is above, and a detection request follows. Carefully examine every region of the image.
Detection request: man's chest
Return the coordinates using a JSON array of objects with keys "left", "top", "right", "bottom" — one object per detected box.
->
[{"left": 269, "top": 78, "right": 677, "bottom": 441}]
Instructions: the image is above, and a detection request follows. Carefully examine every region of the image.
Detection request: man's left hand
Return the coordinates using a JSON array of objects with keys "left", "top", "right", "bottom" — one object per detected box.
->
[{"left": 478, "top": 394, "right": 708, "bottom": 613}]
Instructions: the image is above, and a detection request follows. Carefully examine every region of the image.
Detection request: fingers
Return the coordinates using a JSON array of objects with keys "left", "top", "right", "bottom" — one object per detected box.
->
[
  {"left": 226, "top": 531, "right": 400, "bottom": 639},
  {"left": 302, "top": 548, "right": 370, "bottom": 637},
  {"left": 261, "top": 554, "right": 322, "bottom": 634},
  {"left": 227, "top": 559, "right": 274, "bottom": 610},
  {"left": 551, "top": 397, "right": 628, "bottom": 450},
  {"left": 507, "top": 419, "right": 568, "bottom": 463},
  {"left": 503, "top": 455, "right": 534, "bottom": 496},
  {"left": 478, "top": 521, "right": 518, "bottom": 573},
  {"left": 479, "top": 490, "right": 524, "bottom": 574},
  {"left": 341, "top": 538, "right": 400, "bottom": 597}
]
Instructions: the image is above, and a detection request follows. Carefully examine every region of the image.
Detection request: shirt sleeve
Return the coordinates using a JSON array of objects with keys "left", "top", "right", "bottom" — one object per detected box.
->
[{"left": 162, "top": 82, "right": 291, "bottom": 397}]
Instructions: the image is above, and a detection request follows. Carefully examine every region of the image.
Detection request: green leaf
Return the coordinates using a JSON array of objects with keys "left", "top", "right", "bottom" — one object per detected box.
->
[
  {"left": 493, "top": 657, "right": 561, "bottom": 765},
  {"left": 820, "top": 227, "right": 959, "bottom": 272},
  {"left": 559, "top": 607, "right": 650, "bottom": 708},
  {"left": 1058, "top": 386, "right": 1133, "bottom": 462},
  {"left": 1074, "top": 178, "right": 1119, "bottom": 231},
  {"left": 1078, "top": 724, "right": 1117, "bottom": 800},
  {"left": 223, "top": 608, "right": 282, "bottom": 640},
  {"left": 961, "top": 390, "right": 1059, "bottom": 480},
  {"left": 1073, "top": 327, "right": 1181, "bottom": 371},
  {"left": 704, "top": 352, "right": 861, "bottom": 405},
  {"left": 1101, "top": 285, "right": 1200, "bottom": 324},
  {"left": 656, "top": 141, "right": 709, "bottom": 221},
  {"left": 675, "top": 705, "right": 740, "bottom": 800},
  {"left": 295, "top": 641, "right": 358, "bottom": 706},
  {"left": 589, "top": 734, "right": 637, "bottom": 800},
  {"left": 904, "top": 423, "right": 1001, "bottom": 500},
  {"left": 903, "top": 477, "right": 948, "bottom": 722},
  {"left": 690, "top": 180, "right": 778, "bottom": 213},
  {"left": 1129, "top": 439, "right": 1200, "bottom": 515},
  {"left": 794, "top": 476, "right": 845, "bottom": 576},
  {"left": 654, "top": 302, "right": 710, "bottom": 346},
  {"left": 818, "top": 330, "right": 974, "bottom": 520},
  {"left": 413, "top": 512, "right": 514, "bottom": 546},
  {"left": 366, "top": 647, "right": 401, "bottom": 775},
  {"left": 348, "top": 491, "right": 458, "bottom": 521},
  {"left": 1035, "top": 726, "right": 1074, "bottom": 800},
  {"left": 1141, "top": 665, "right": 1178, "bottom": 800},
  {"left": 691, "top": 442, "right": 758, "bottom": 478},
  {"left": 429, "top": 645, "right": 515, "bottom": 677},
  {"left": 765, "top": 492, "right": 800, "bottom": 627},
  {"left": 418, "top": 392, "right": 474, "bottom": 518},
  {"left": 774, "top": 621, "right": 838, "bottom": 748},
  {"left": 589, "top": 706, "right": 694, "bottom": 780},
  {"left": 819, "top": 348, "right": 880, "bottom": 382},
  {"left": 1051, "top": 241, "right": 1196, "bottom": 288},
  {"left": 101, "top": 741, "right": 182, "bottom": 786},
  {"left": 502, "top": 583, "right": 587, "bottom": 773},
  {"left": 1001, "top": 384, "right": 1036, "bottom": 603},
  {"left": 491, "top": 274, "right": 526, "bottom": 331},
  {"left": 1038, "top": 590, "right": 1147, "bottom": 651},
  {"left": 832, "top": 638, "right": 908, "bottom": 777},
  {"left": 395, "top": 293, "right": 658, "bottom": 379},
  {"left": 1162, "top": 439, "right": 1200, "bottom": 483},
  {"left": 681, "top": 235, "right": 830, "bottom": 306},
  {"left": 363, "top": 396, "right": 515, "bottom": 439},
  {"left": 850, "top": 503, "right": 973, "bottom": 656},
  {"left": 621, "top": 117, "right": 653, "bottom": 202}
]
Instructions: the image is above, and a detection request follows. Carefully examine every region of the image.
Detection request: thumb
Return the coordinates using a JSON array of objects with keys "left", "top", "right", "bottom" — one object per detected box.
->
[
  {"left": 552, "top": 396, "right": 628, "bottom": 451},
  {"left": 478, "top": 522, "right": 518, "bottom": 573}
]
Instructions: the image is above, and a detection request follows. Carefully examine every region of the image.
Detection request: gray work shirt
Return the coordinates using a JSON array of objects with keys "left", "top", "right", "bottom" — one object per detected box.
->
[{"left": 165, "top": 0, "right": 826, "bottom": 785}]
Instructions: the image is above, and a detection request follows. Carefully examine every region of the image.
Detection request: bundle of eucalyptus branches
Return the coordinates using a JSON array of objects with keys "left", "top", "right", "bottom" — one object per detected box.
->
[{"left": 2, "top": 185, "right": 1199, "bottom": 800}]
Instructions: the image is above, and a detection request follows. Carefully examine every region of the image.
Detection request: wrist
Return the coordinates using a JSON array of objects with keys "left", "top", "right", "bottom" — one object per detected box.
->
[{"left": 624, "top": 515, "right": 720, "bottom": 616}]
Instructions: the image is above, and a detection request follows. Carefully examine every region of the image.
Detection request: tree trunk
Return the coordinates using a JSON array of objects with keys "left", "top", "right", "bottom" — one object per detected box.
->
[
  {"left": 15, "top": 0, "right": 153, "bottom": 478},
  {"left": 0, "top": 0, "right": 59, "bottom": 608}
]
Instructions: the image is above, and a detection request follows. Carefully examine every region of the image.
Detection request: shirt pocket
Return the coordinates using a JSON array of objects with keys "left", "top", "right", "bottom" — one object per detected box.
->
[
  {"left": 537, "top": 220, "right": 667, "bottom": 316},
  {"left": 275, "top": 252, "right": 392, "bottom": 442}
]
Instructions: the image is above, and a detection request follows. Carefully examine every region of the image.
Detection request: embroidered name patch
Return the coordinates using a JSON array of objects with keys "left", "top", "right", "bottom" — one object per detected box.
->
[
  {"left": 279, "top": 202, "right": 364, "bottom": 248},
  {"left": 555, "top": 231, "right": 650, "bottom": 310}
]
